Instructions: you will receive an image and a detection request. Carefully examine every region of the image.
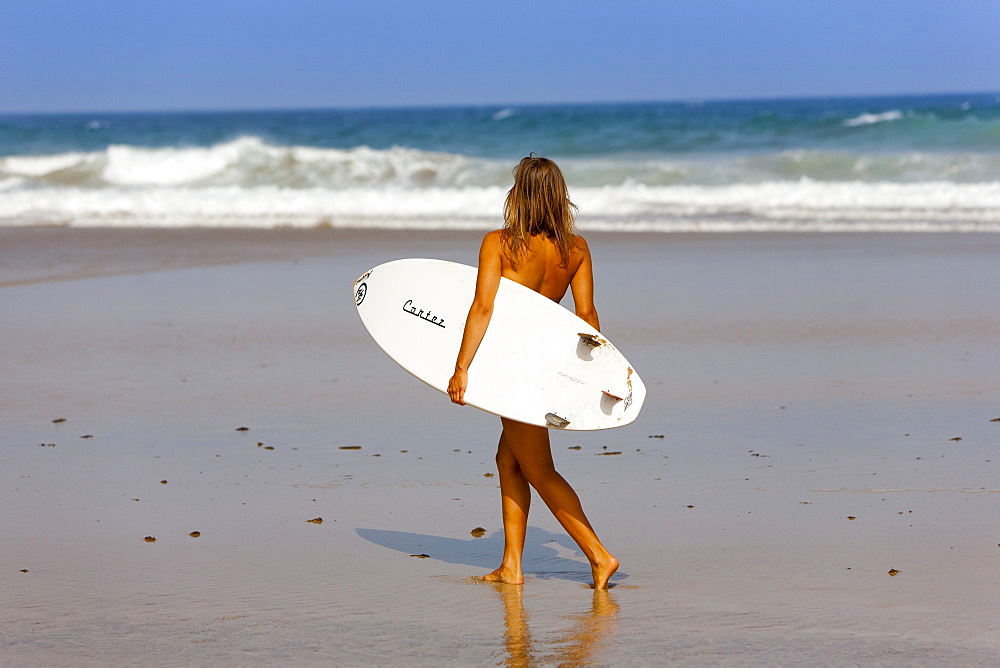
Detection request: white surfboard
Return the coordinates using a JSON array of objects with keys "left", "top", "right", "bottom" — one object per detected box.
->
[{"left": 353, "top": 258, "right": 645, "bottom": 430}]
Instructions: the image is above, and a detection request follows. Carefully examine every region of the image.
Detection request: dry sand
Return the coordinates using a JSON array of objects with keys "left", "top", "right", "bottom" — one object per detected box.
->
[{"left": 2, "top": 228, "right": 998, "bottom": 665}]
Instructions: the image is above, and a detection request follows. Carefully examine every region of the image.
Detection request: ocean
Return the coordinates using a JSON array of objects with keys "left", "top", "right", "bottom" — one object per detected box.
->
[{"left": 1, "top": 93, "right": 998, "bottom": 232}]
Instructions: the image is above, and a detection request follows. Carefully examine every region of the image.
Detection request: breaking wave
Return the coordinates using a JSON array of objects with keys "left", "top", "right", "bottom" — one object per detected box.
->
[
  {"left": 2, "top": 133, "right": 998, "bottom": 232},
  {"left": 844, "top": 110, "right": 905, "bottom": 127},
  {"left": 2, "top": 180, "right": 997, "bottom": 232},
  {"left": 0, "top": 137, "right": 507, "bottom": 189},
  {"left": 4, "top": 136, "right": 1000, "bottom": 187}
]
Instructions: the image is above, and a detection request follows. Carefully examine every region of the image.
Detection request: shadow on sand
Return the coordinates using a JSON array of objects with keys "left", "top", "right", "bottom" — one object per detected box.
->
[{"left": 356, "top": 526, "right": 627, "bottom": 586}]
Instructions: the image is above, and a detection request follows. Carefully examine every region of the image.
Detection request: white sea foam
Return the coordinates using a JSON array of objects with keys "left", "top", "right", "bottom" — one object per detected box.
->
[
  {"left": 5, "top": 138, "right": 999, "bottom": 190},
  {"left": 2, "top": 139, "right": 998, "bottom": 232},
  {"left": 0, "top": 137, "right": 503, "bottom": 189},
  {"left": 0, "top": 177, "right": 25, "bottom": 191},
  {"left": 2, "top": 152, "right": 95, "bottom": 177},
  {"left": 2, "top": 179, "right": 998, "bottom": 232},
  {"left": 844, "top": 110, "right": 905, "bottom": 127}
]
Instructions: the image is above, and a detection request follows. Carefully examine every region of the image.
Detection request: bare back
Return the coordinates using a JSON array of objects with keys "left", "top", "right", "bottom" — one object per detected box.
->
[
  {"left": 490, "top": 229, "right": 599, "bottom": 331},
  {"left": 499, "top": 233, "right": 585, "bottom": 302}
]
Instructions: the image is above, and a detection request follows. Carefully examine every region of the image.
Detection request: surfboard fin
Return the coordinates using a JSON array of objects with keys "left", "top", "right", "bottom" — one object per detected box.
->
[
  {"left": 602, "top": 390, "right": 624, "bottom": 401},
  {"left": 545, "top": 413, "right": 571, "bottom": 428},
  {"left": 578, "top": 333, "right": 602, "bottom": 348}
]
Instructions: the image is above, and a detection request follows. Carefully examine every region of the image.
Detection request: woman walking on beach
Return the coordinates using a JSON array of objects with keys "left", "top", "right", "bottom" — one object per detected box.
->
[{"left": 447, "top": 155, "right": 618, "bottom": 590}]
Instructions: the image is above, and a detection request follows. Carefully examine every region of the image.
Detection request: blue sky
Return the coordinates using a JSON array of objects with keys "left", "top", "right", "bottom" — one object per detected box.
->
[{"left": 2, "top": 0, "right": 998, "bottom": 113}]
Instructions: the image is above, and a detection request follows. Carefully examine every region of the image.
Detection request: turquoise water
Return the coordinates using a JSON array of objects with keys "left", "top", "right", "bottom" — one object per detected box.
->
[{"left": 1, "top": 93, "right": 998, "bottom": 231}]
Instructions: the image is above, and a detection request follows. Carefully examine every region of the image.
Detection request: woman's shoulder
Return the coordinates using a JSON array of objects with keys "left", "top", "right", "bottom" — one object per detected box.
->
[
  {"left": 481, "top": 229, "right": 505, "bottom": 250},
  {"left": 477, "top": 229, "right": 506, "bottom": 262},
  {"left": 569, "top": 233, "right": 591, "bottom": 258}
]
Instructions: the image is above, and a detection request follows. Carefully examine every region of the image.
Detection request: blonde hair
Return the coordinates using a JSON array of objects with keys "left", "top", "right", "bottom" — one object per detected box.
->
[{"left": 502, "top": 155, "right": 578, "bottom": 267}]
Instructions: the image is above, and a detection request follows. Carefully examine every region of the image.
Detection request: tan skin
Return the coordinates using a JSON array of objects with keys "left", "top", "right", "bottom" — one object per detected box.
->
[{"left": 447, "top": 230, "right": 619, "bottom": 590}]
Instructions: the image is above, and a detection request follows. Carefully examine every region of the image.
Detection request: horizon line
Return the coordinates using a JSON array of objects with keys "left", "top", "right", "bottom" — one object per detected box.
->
[{"left": 1, "top": 90, "right": 996, "bottom": 117}]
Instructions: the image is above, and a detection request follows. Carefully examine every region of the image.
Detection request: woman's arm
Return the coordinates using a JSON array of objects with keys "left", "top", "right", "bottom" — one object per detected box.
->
[
  {"left": 569, "top": 237, "right": 600, "bottom": 331},
  {"left": 448, "top": 232, "right": 503, "bottom": 405}
]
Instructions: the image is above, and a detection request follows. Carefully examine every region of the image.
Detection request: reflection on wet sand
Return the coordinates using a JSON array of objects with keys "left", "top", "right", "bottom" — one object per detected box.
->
[
  {"left": 490, "top": 583, "right": 619, "bottom": 666},
  {"left": 494, "top": 584, "right": 534, "bottom": 666}
]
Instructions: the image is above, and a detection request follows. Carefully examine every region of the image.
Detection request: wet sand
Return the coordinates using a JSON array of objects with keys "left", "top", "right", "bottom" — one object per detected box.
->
[{"left": 2, "top": 228, "right": 999, "bottom": 664}]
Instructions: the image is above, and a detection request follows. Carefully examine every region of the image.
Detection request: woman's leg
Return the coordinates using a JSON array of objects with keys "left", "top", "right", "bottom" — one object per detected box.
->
[
  {"left": 484, "top": 429, "right": 531, "bottom": 585},
  {"left": 499, "top": 418, "right": 619, "bottom": 589}
]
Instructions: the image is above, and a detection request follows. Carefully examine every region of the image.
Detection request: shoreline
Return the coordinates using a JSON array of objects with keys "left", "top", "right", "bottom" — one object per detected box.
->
[{"left": 2, "top": 225, "right": 998, "bottom": 288}]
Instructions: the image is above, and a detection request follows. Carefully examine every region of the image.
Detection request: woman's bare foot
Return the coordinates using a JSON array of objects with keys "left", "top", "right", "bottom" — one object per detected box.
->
[
  {"left": 483, "top": 565, "right": 524, "bottom": 585},
  {"left": 591, "top": 554, "right": 619, "bottom": 590}
]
